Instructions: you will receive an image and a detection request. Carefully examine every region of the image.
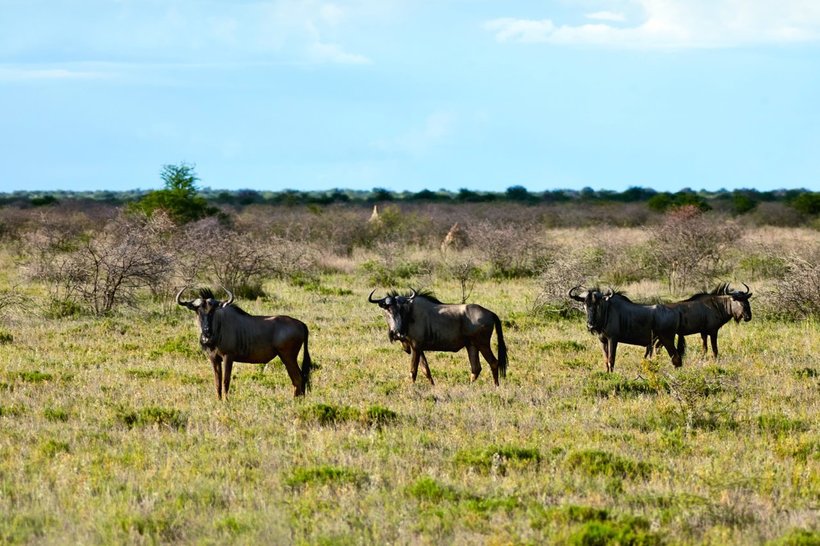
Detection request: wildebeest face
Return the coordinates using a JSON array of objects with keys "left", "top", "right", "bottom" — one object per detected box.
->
[
  {"left": 368, "top": 289, "right": 416, "bottom": 342},
  {"left": 194, "top": 298, "right": 220, "bottom": 346},
  {"left": 569, "top": 286, "right": 608, "bottom": 333},
  {"left": 177, "top": 287, "right": 235, "bottom": 347},
  {"left": 730, "top": 294, "right": 753, "bottom": 322},
  {"left": 584, "top": 292, "right": 609, "bottom": 332},
  {"left": 380, "top": 296, "right": 414, "bottom": 342}
]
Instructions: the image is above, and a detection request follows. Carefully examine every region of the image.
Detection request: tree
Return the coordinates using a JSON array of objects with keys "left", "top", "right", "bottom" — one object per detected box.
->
[{"left": 130, "top": 163, "right": 218, "bottom": 224}]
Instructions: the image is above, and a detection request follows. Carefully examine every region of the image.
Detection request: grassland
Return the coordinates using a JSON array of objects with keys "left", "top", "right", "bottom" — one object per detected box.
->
[{"left": 0, "top": 255, "right": 818, "bottom": 545}]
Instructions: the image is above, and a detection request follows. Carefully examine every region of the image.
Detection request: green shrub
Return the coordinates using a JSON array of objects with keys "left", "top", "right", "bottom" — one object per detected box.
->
[
  {"left": 0, "top": 330, "right": 12, "bottom": 344},
  {"left": 43, "top": 407, "right": 69, "bottom": 422},
  {"left": 17, "top": 371, "right": 53, "bottom": 383},
  {"left": 756, "top": 414, "right": 809, "bottom": 435},
  {"left": 406, "top": 477, "right": 460, "bottom": 503},
  {"left": 567, "top": 516, "right": 663, "bottom": 546},
  {"left": 285, "top": 466, "right": 367, "bottom": 488},
  {"left": 565, "top": 450, "right": 652, "bottom": 480},
  {"left": 126, "top": 368, "right": 171, "bottom": 380},
  {"left": 584, "top": 372, "right": 664, "bottom": 398},
  {"left": 298, "top": 403, "right": 360, "bottom": 426},
  {"left": 39, "top": 439, "right": 70, "bottom": 458},
  {"left": 115, "top": 406, "right": 187, "bottom": 430},
  {"left": 364, "top": 405, "right": 398, "bottom": 427},
  {"left": 454, "top": 445, "right": 541, "bottom": 472},
  {"left": 44, "top": 299, "right": 85, "bottom": 319},
  {"left": 766, "top": 529, "right": 820, "bottom": 546}
]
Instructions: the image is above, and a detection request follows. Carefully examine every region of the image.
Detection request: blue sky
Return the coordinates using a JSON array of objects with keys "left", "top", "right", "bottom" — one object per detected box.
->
[{"left": 1, "top": 0, "right": 819, "bottom": 193}]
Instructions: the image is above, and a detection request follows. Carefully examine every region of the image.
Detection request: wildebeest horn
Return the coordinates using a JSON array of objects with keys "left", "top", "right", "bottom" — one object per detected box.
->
[
  {"left": 222, "top": 286, "right": 234, "bottom": 306},
  {"left": 407, "top": 288, "right": 417, "bottom": 302},
  {"left": 604, "top": 287, "right": 614, "bottom": 297},
  {"left": 568, "top": 285, "right": 585, "bottom": 302},
  {"left": 368, "top": 289, "right": 384, "bottom": 304},
  {"left": 175, "top": 287, "right": 195, "bottom": 309}
]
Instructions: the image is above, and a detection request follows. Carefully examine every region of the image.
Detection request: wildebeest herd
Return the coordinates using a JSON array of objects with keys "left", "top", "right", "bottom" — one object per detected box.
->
[{"left": 176, "top": 282, "right": 753, "bottom": 399}]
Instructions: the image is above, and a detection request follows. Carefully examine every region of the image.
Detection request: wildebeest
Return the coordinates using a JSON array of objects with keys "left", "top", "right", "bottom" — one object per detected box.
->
[
  {"left": 569, "top": 286, "right": 685, "bottom": 372},
  {"left": 368, "top": 289, "right": 508, "bottom": 386},
  {"left": 647, "top": 283, "right": 753, "bottom": 358},
  {"left": 176, "top": 287, "right": 312, "bottom": 399}
]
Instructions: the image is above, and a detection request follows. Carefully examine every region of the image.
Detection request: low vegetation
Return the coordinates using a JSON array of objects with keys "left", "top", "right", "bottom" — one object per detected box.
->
[{"left": 0, "top": 185, "right": 817, "bottom": 544}]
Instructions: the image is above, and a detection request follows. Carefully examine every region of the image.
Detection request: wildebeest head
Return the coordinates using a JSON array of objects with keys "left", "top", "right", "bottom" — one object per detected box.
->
[
  {"left": 569, "top": 285, "right": 613, "bottom": 333},
  {"left": 176, "top": 287, "right": 235, "bottom": 347},
  {"left": 724, "top": 283, "right": 753, "bottom": 322},
  {"left": 368, "top": 289, "right": 416, "bottom": 342}
]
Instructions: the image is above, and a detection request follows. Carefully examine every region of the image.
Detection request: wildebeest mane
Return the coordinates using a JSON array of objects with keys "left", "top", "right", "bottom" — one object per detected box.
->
[
  {"left": 682, "top": 283, "right": 730, "bottom": 302},
  {"left": 387, "top": 288, "right": 444, "bottom": 304},
  {"left": 589, "top": 286, "right": 631, "bottom": 302},
  {"left": 197, "top": 287, "right": 251, "bottom": 316}
]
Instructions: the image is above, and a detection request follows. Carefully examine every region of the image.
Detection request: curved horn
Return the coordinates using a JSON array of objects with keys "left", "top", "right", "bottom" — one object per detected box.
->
[
  {"left": 604, "top": 287, "right": 614, "bottom": 297},
  {"left": 368, "top": 289, "right": 384, "bottom": 304},
  {"left": 568, "top": 285, "right": 584, "bottom": 302},
  {"left": 176, "top": 287, "right": 190, "bottom": 306},
  {"left": 221, "top": 286, "right": 234, "bottom": 307},
  {"left": 407, "top": 288, "right": 417, "bottom": 302},
  {"left": 741, "top": 282, "right": 751, "bottom": 294}
]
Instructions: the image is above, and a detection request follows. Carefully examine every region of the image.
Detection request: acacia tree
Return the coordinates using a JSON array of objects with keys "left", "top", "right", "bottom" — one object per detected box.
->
[{"left": 130, "top": 163, "right": 218, "bottom": 224}]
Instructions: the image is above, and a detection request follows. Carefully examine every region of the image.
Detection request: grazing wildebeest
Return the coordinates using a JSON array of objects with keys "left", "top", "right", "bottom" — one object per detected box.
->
[
  {"left": 176, "top": 287, "right": 311, "bottom": 399},
  {"left": 368, "top": 289, "right": 508, "bottom": 386},
  {"left": 569, "top": 286, "right": 685, "bottom": 372},
  {"left": 646, "top": 283, "right": 753, "bottom": 358}
]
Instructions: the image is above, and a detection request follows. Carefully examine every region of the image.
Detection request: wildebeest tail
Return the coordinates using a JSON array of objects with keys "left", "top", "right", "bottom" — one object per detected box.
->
[
  {"left": 494, "top": 314, "right": 508, "bottom": 379},
  {"left": 301, "top": 323, "right": 312, "bottom": 392}
]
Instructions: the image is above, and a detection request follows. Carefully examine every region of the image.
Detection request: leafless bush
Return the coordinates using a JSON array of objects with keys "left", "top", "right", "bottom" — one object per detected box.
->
[
  {"left": 21, "top": 212, "right": 173, "bottom": 315},
  {"left": 173, "top": 219, "right": 319, "bottom": 297},
  {"left": 469, "top": 221, "right": 552, "bottom": 278},
  {"left": 440, "top": 251, "right": 482, "bottom": 303},
  {"left": 765, "top": 252, "right": 820, "bottom": 320},
  {"left": 647, "top": 206, "right": 742, "bottom": 295}
]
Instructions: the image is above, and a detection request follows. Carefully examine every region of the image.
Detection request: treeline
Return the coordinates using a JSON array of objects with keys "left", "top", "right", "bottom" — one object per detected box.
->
[{"left": 2, "top": 186, "right": 818, "bottom": 216}]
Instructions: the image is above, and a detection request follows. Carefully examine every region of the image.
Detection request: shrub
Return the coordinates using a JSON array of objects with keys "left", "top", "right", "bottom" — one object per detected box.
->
[
  {"left": 285, "top": 466, "right": 367, "bottom": 488},
  {"left": 766, "top": 252, "right": 820, "bottom": 320},
  {"left": 646, "top": 206, "right": 741, "bottom": 295},
  {"left": 565, "top": 449, "right": 652, "bottom": 480},
  {"left": 406, "top": 477, "right": 460, "bottom": 503},
  {"left": 115, "top": 406, "right": 187, "bottom": 430},
  {"left": 766, "top": 529, "right": 820, "bottom": 546},
  {"left": 454, "top": 445, "right": 541, "bottom": 473},
  {"left": 566, "top": 517, "right": 662, "bottom": 546},
  {"left": 298, "top": 403, "right": 360, "bottom": 426},
  {"left": 128, "top": 163, "right": 219, "bottom": 225}
]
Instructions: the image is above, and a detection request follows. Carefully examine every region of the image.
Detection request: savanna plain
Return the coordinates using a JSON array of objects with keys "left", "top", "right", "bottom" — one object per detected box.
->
[{"left": 0, "top": 198, "right": 818, "bottom": 545}]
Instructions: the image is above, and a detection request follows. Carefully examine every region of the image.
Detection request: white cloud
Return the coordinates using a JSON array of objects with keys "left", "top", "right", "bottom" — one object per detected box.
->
[
  {"left": 586, "top": 11, "right": 627, "bottom": 23},
  {"left": 486, "top": 0, "right": 820, "bottom": 49}
]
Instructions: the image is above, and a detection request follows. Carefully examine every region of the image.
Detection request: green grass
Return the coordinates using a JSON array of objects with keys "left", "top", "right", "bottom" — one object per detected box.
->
[{"left": 0, "top": 262, "right": 817, "bottom": 544}]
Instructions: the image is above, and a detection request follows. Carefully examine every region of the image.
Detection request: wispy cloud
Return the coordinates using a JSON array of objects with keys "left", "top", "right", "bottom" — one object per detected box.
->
[
  {"left": 0, "top": 66, "right": 110, "bottom": 82},
  {"left": 486, "top": 0, "right": 820, "bottom": 49},
  {"left": 307, "top": 41, "right": 371, "bottom": 64}
]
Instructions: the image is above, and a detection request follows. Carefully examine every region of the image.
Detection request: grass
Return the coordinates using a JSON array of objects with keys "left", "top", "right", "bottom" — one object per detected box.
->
[{"left": 0, "top": 255, "right": 817, "bottom": 544}]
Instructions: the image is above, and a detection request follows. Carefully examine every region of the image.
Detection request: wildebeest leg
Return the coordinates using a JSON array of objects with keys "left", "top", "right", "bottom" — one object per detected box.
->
[
  {"left": 478, "top": 345, "right": 501, "bottom": 387},
  {"left": 700, "top": 333, "right": 708, "bottom": 355},
  {"left": 710, "top": 333, "right": 719, "bottom": 358},
  {"left": 223, "top": 358, "right": 234, "bottom": 399},
  {"left": 419, "top": 352, "right": 434, "bottom": 385},
  {"left": 211, "top": 356, "right": 223, "bottom": 400},
  {"left": 607, "top": 340, "right": 618, "bottom": 373},
  {"left": 467, "top": 345, "right": 481, "bottom": 382},
  {"left": 409, "top": 349, "right": 421, "bottom": 383},
  {"left": 599, "top": 339, "right": 610, "bottom": 372},
  {"left": 280, "top": 352, "right": 305, "bottom": 397},
  {"left": 659, "top": 337, "right": 682, "bottom": 367}
]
